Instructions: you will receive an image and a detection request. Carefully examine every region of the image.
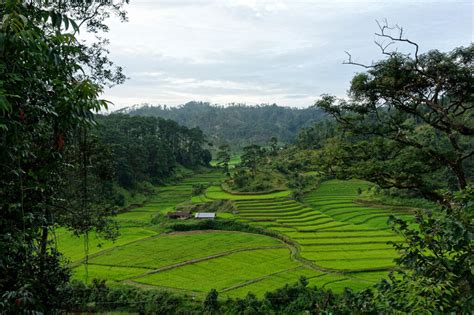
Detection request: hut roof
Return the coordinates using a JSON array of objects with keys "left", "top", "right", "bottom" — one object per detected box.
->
[{"left": 194, "top": 212, "right": 216, "bottom": 219}]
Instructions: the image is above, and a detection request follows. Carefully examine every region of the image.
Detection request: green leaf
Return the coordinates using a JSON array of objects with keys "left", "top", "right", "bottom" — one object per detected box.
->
[
  {"left": 0, "top": 95, "right": 12, "bottom": 114},
  {"left": 63, "top": 15, "right": 69, "bottom": 31},
  {"left": 69, "top": 18, "right": 79, "bottom": 33}
]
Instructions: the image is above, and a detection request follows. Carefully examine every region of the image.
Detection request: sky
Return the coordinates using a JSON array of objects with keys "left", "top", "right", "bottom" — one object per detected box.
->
[{"left": 91, "top": 0, "right": 473, "bottom": 110}]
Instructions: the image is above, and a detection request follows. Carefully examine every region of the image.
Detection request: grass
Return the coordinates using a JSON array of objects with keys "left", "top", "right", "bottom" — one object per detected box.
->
[
  {"left": 231, "top": 179, "right": 414, "bottom": 277},
  {"left": 134, "top": 248, "right": 301, "bottom": 296},
  {"left": 223, "top": 267, "right": 325, "bottom": 298},
  {"left": 210, "top": 154, "right": 241, "bottom": 168},
  {"left": 300, "top": 249, "right": 398, "bottom": 260},
  {"left": 56, "top": 227, "right": 158, "bottom": 263},
  {"left": 205, "top": 185, "right": 291, "bottom": 200},
  {"left": 313, "top": 258, "right": 396, "bottom": 270},
  {"left": 87, "top": 231, "right": 284, "bottom": 270},
  {"left": 56, "top": 171, "right": 419, "bottom": 299},
  {"left": 73, "top": 265, "right": 151, "bottom": 284}
]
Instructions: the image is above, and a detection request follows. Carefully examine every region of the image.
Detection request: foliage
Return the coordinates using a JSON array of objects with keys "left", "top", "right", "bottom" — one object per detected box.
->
[
  {"left": 192, "top": 183, "right": 207, "bottom": 196},
  {"left": 168, "top": 218, "right": 292, "bottom": 244},
  {"left": 227, "top": 168, "right": 286, "bottom": 192},
  {"left": 358, "top": 185, "right": 439, "bottom": 210},
  {"left": 315, "top": 40, "right": 473, "bottom": 200},
  {"left": 240, "top": 144, "right": 265, "bottom": 177},
  {"left": 0, "top": 0, "right": 127, "bottom": 312},
  {"left": 123, "top": 101, "right": 325, "bottom": 148},
  {"left": 272, "top": 147, "right": 321, "bottom": 174},
  {"left": 205, "top": 185, "right": 292, "bottom": 200},
  {"left": 269, "top": 136, "right": 279, "bottom": 156},
  {"left": 172, "top": 199, "right": 234, "bottom": 216},
  {"left": 94, "top": 114, "right": 212, "bottom": 188},
  {"left": 374, "top": 186, "right": 474, "bottom": 313},
  {"left": 60, "top": 276, "right": 378, "bottom": 314},
  {"left": 203, "top": 289, "right": 220, "bottom": 314},
  {"left": 216, "top": 144, "right": 231, "bottom": 175},
  {"left": 296, "top": 119, "right": 339, "bottom": 150},
  {"left": 62, "top": 280, "right": 197, "bottom": 314}
]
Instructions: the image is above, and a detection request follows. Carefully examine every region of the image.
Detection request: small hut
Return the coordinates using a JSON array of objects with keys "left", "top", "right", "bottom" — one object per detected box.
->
[
  {"left": 167, "top": 211, "right": 191, "bottom": 220},
  {"left": 194, "top": 212, "right": 216, "bottom": 220}
]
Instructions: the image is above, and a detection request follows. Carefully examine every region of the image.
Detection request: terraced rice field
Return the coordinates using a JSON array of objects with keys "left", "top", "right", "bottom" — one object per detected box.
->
[
  {"left": 225, "top": 179, "right": 413, "bottom": 286},
  {"left": 206, "top": 185, "right": 291, "bottom": 200},
  {"left": 71, "top": 231, "right": 312, "bottom": 297},
  {"left": 56, "top": 171, "right": 332, "bottom": 298},
  {"left": 56, "top": 173, "right": 412, "bottom": 299}
]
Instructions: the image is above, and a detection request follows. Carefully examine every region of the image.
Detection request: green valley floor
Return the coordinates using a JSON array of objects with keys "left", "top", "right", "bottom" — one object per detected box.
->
[{"left": 56, "top": 171, "right": 413, "bottom": 299}]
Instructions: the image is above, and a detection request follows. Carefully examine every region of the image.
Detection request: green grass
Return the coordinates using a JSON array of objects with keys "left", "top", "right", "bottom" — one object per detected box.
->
[
  {"left": 229, "top": 155, "right": 241, "bottom": 167},
  {"left": 231, "top": 179, "right": 412, "bottom": 277},
  {"left": 56, "top": 227, "right": 158, "bottom": 263},
  {"left": 87, "top": 231, "right": 284, "bottom": 269},
  {"left": 56, "top": 172, "right": 419, "bottom": 299},
  {"left": 210, "top": 154, "right": 241, "bottom": 168},
  {"left": 114, "top": 184, "right": 151, "bottom": 208},
  {"left": 205, "top": 185, "right": 291, "bottom": 200},
  {"left": 73, "top": 265, "right": 150, "bottom": 284},
  {"left": 223, "top": 267, "right": 324, "bottom": 298},
  {"left": 349, "top": 271, "right": 391, "bottom": 283},
  {"left": 300, "top": 249, "right": 398, "bottom": 261},
  {"left": 115, "top": 211, "right": 156, "bottom": 222},
  {"left": 314, "top": 258, "right": 396, "bottom": 270},
  {"left": 134, "top": 248, "right": 301, "bottom": 295}
]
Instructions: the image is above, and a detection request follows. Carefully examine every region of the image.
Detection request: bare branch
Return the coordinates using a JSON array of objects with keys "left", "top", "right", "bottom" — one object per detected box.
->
[
  {"left": 343, "top": 51, "right": 374, "bottom": 68},
  {"left": 375, "top": 40, "right": 395, "bottom": 57},
  {"left": 374, "top": 19, "right": 420, "bottom": 61}
]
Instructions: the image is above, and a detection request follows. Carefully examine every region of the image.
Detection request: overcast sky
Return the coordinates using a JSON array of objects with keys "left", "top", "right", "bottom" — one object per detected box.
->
[{"left": 95, "top": 0, "right": 473, "bottom": 110}]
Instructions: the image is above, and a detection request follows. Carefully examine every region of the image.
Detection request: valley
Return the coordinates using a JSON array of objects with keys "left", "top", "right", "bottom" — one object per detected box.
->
[{"left": 58, "top": 170, "right": 413, "bottom": 299}]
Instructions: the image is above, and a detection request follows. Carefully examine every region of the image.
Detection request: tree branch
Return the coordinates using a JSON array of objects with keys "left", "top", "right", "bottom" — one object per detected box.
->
[
  {"left": 375, "top": 19, "right": 419, "bottom": 61},
  {"left": 343, "top": 51, "right": 374, "bottom": 68}
]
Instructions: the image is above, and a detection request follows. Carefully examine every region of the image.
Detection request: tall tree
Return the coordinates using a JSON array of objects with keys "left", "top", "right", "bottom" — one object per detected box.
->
[
  {"left": 0, "top": 0, "right": 128, "bottom": 312},
  {"left": 94, "top": 114, "right": 211, "bottom": 188},
  {"left": 317, "top": 22, "right": 473, "bottom": 200},
  {"left": 241, "top": 144, "right": 264, "bottom": 177},
  {"left": 269, "top": 136, "right": 279, "bottom": 156},
  {"left": 216, "top": 144, "right": 231, "bottom": 175}
]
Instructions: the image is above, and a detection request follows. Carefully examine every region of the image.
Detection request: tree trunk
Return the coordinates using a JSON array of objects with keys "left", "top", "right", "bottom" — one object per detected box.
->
[
  {"left": 40, "top": 224, "right": 48, "bottom": 258},
  {"left": 450, "top": 160, "right": 467, "bottom": 190}
]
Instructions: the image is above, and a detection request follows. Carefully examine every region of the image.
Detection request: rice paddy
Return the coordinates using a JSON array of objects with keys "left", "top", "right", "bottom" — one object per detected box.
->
[
  {"left": 230, "top": 179, "right": 413, "bottom": 284},
  {"left": 56, "top": 172, "right": 410, "bottom": 299}
]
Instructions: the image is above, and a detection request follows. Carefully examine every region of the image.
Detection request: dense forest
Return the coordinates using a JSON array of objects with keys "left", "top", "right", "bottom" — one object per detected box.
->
[
  {"left": 94, "top": 114, "right": 211, "bottom": 188},
  {"left": 120, "top": 102, "right": 325, "bottom": 148},
  {"left": 0, "top": 0, "right": 472, "bottom": 314}
]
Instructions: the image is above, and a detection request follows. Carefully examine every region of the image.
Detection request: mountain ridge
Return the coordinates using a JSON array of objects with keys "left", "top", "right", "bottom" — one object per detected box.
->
[{"left": 118, "top": 101, "right": 325, "bottom": 148}]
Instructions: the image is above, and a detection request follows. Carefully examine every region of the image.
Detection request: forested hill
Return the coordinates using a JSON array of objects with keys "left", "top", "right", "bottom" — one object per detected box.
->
[{"left": 118, "top": 102, "right": 325, "bottom": 148}]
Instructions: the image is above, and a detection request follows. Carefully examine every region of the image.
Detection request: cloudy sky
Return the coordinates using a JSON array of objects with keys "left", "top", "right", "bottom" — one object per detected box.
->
[{"left": 94, "top": 0, "right": 473, "bottom": 110}]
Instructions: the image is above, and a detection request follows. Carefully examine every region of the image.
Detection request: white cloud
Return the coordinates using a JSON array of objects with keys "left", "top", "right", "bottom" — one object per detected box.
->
[{"left": 93, "top": 0, "right": 473, "bottom": 110}]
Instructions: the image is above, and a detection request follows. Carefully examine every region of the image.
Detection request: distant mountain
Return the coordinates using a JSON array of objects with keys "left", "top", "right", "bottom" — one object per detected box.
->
[{"left": 118, "top": 101, "right": 325, "bottom": 149}]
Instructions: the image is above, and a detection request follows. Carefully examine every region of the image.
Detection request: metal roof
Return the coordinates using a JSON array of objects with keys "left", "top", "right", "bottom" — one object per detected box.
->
[{"left": 194, "top": 212, "right": 216, "bottom": 218}]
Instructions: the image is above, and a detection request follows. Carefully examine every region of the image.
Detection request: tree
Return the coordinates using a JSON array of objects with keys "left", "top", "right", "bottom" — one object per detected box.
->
[
  {"left": 375, "top": 186, "right": 473, "bottom": 313},
  {"left": 296, "top": 120, "right": 338, "bottom": 150},
  {"left": 216, "top": 144, "right": 231, "bottom": 175},
  {"left": 0, "top": 0, "right": 128, "bottom": 312},
  {"left": 202, "top": 289, "right": 220, "bottom": 314},
  {"left": 269, "top": 136, "right": 278, "bottom": 156},
  {"left": 241, "top": 144, "right": 264, "bottom": 177},
  {"left": 125, "top": 101, "right": 325, "bottom": 149},
  {"left": 317, "top": 22, "right": 473, "bottom": 201},
  {"left": 94, "top": 114, "right": 211, "bottom": 188}
]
